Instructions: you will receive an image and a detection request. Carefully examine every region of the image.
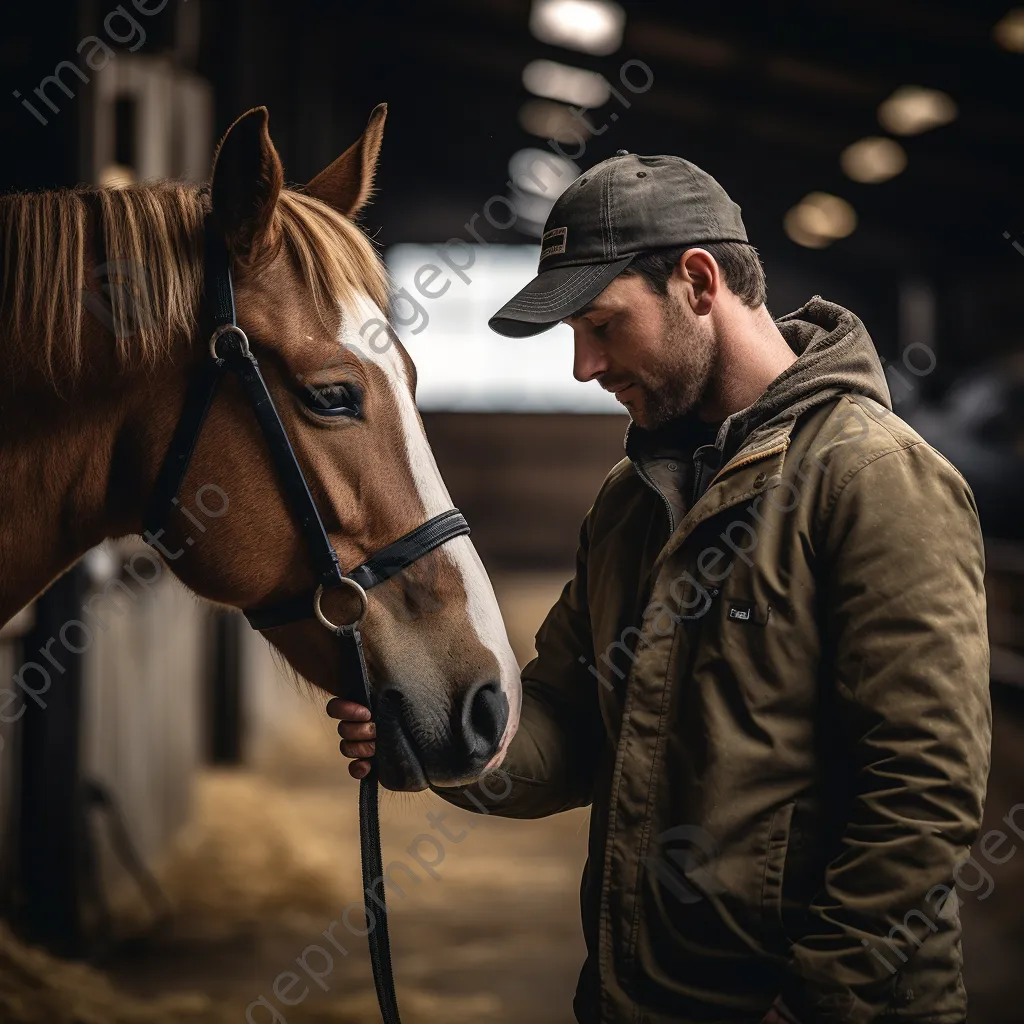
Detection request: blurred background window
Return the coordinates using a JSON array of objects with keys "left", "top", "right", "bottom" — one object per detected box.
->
[{"left": 387, "top": 243, "right": 625, "bottom": 413}]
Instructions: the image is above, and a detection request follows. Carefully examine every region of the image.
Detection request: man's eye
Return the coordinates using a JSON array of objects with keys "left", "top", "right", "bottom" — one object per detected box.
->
[
  {"left": 592, "top": 321, "right": 610, "bottom": 336},
  {"left": 303, "top": 382, "right": 361, "bottom": 417}
]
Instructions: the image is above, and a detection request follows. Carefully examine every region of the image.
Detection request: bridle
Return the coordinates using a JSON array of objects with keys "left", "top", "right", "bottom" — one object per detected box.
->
[{"left": 144, "top": 215, "right": 468, "bottom": 1024}]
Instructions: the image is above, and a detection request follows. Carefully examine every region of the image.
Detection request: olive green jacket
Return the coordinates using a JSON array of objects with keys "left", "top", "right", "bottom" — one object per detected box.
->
[{"left": 436, "top": 297, "right": 991, "bottom": 1024}]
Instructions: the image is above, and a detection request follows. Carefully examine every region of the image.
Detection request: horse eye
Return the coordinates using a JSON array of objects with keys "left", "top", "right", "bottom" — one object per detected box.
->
[{"left": 303, "top": 382, "right": 361, "bottom": 418}]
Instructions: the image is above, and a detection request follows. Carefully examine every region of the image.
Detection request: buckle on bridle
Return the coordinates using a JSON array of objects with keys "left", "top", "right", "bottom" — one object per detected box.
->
[
  {"left": 209, "top": 324, "right": 251, "bottom": 362},
  {"left": 314, "top": 578, "right": 368, "bottom": 633}
]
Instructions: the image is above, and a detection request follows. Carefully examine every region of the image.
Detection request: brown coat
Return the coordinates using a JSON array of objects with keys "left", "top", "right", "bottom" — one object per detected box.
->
[{"left": 436, "top": 297, "right": 992, "bottom": 1023}]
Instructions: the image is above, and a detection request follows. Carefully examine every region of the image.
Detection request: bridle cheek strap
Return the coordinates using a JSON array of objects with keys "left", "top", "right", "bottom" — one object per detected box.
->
[{"left": 145, "top": 219, "right": 342, "bottom": 591}]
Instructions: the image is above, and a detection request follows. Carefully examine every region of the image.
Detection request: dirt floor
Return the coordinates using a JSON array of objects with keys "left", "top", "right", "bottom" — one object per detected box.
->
[
  {"left": 104, "top": 747, "right": 589, "bottom": 1024},
  {"left": 3, "top": 573, "right": 1024, "bottom": 1023}
]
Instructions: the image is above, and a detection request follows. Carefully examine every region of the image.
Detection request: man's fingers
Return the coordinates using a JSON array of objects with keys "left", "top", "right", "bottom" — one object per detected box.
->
[
  {"left": 341, "top": 740, "right": 376, "bottom": 759},
  {"left": 325, "top": 698, "right": 371, "bottom": 721},
  {"left": 337, "top": 720, "right": 376, "bottom": 742},
  {"left": 326, "top": 700, "right": 374, "bottom": 779}
]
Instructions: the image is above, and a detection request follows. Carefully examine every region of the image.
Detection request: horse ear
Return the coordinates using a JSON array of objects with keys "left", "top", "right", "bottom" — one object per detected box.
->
[
  {"left": 209, "top": 106, "right": 284, "bottom": 257},
  {"left": 305, "top": 103, "right": 387, "bottom": 219}
]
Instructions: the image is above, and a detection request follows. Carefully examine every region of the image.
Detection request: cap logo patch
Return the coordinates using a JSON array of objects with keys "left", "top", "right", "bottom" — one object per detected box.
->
[{"left": 540, "top": 226, "right": 568, "bottom": 261}]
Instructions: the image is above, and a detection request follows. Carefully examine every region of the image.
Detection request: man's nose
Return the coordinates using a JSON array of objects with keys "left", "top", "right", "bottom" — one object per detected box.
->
[{"left": 572, "top": 330, "right": 609, "bottom": 383}]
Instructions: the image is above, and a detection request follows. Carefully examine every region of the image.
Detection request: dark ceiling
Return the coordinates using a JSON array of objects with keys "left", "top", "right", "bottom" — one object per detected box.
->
[
  {"left": 210, "top": 0, "right": 1023, "bottom": 264},
  {"left": 2, "top": 0, "right": 1022, "bottom": 380}
]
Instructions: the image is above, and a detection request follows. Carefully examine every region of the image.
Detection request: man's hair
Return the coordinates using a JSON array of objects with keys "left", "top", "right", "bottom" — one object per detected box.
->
[{"left": 623, "top": 242, "right": 767, "bottom": 308}]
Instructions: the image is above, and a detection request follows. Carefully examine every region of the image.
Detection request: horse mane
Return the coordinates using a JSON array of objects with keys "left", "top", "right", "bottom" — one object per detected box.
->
[{"left": 0, "top": 181, "right": 389, "bottom": 382}]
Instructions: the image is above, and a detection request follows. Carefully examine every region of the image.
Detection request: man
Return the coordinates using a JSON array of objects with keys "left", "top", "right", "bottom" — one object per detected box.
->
[{"left": 329, "top": 152, "right": 992, "bottom": 1023}]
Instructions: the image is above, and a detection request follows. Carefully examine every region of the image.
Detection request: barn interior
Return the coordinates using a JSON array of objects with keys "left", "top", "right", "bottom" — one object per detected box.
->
[{"left": 1, "top": 0, "right": 1024, "bottom": 1021}]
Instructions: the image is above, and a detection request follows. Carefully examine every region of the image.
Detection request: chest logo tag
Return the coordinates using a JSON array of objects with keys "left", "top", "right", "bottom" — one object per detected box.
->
[{"left": 727, "top": 600, "right": 771, "bottom": 626}]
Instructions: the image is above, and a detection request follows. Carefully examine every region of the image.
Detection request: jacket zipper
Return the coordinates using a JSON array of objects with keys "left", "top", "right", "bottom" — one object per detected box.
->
[
  {"left": 633, "top": 461, "right": 676, "bottom": 534},
  {"left": 691, "top": 445, "right": 719, "bottom": 506}
]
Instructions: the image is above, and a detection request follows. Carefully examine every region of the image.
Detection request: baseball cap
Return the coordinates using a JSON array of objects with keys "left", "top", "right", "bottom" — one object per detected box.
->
[{"left": 489, "top": 151, "right": 749, "bottom": 338}]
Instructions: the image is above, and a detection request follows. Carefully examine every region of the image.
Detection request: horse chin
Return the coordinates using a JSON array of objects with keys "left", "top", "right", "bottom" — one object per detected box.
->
[
  {"left": 376, "top": 758, "right": 429, "bottom": 793},
  {"left": 374, "top": 715, "right": 430, "bottom": 792}
]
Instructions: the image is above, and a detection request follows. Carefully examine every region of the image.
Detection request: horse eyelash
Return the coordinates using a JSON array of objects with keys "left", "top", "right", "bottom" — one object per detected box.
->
[{"left": 302, "top": 380, "right": 363, "bottom": 415}]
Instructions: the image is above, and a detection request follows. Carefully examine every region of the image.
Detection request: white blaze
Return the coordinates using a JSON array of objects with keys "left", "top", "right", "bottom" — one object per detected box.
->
[{"left": 338, "top": 297, "right": 522, "bottom": 757}]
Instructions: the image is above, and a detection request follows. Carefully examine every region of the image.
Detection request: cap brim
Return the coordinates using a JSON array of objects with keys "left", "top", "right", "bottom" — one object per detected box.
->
[{"left": 488, "top": 255, "right": 636, "bottom": 338}]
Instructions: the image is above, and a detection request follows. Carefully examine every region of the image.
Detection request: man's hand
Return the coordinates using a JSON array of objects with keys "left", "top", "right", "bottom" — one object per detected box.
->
[
  {"left": 326, "top": 698, "right": 374, "bottom": 780},
  {"left": 761, "top": 994, "right": 803, "bottom": 1024}
]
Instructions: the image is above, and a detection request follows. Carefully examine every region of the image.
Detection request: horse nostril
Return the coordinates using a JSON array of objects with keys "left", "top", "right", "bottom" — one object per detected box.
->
[{"left": 461, "top": 679, "right": 508, "bottom": 763}]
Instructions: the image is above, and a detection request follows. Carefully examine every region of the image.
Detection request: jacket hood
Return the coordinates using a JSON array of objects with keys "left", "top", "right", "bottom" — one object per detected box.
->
[{"left": 626, "top": 296, "right": 892, "bottom": 465}]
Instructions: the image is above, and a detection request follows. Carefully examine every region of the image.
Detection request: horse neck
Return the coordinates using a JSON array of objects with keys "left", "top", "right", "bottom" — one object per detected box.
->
[
  {"left": 0, "top": 317, "right": 157, "bottom": 625},
  {"left": 0, "top": 184, "right": 209, "bottom": 626}
]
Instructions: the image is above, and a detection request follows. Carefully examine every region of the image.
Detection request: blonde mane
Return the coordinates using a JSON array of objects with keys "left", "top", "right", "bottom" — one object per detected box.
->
[{"left": 0, "top": 182, "right": 389, "bottom": 381}]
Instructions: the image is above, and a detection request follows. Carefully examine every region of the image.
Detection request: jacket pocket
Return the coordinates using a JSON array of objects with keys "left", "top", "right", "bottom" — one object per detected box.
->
[{"left": 760, "top": 800, "right": 796, "bottom": 953}]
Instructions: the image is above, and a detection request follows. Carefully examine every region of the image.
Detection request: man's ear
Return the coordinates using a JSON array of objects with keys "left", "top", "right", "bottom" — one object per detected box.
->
[
  {"left": 209, "top": 106, "right": 284, "bottom": 259},
  {"left": 304, "top": 104, "right": 387, "bottom": 219},
  {"left": 679, "top": 247, "right": 719, "bottom": 314}
]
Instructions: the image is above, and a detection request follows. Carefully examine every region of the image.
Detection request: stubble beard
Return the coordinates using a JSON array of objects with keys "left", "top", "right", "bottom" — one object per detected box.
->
[{"left": 632, "top": 292, "right": 718, "bottom": 431}]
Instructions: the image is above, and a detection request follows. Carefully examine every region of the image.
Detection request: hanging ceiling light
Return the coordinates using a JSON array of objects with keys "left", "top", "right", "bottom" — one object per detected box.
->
[
  {"left": 840, "top": 137, "right": 908, "bottom": 184},
  {"left": 509, "top": 147, "right": 579, "bottom": 199},
  {"left": 784, "top": 193, "right": 857, "bottom": 248},
  {"left": 993, "top": 8, "right": 1024, "bottom": 51},
  {"left": 529, "top": 0, "right": 626, "bottom": 56},
  {"left": 523, "top": 59, "right": 611, "bottom": 108},
  {"left": 519, "top": 99, "right": 592, "bottom": 142},
  {"left": 878, "top": 86, "right": 958, "bottom": 135},
  {"left": 508, "top": 148, "right": 581, "bottom": 237}
]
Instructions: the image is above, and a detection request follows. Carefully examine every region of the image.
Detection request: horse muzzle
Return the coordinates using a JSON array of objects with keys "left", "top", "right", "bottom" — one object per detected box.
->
[{"left": 373, "top": 678, "right": 509, "bottom": 791}]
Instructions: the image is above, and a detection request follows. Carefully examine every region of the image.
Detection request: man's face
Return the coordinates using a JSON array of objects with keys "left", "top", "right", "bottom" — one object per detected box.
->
[{"left": 563, "top": 271, "right": 717, "bottom": 430}]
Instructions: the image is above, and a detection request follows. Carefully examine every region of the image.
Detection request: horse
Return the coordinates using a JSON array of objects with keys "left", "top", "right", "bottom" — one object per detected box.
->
[{"left": 0, "top": 103, "right": 522, "bottom": 793}]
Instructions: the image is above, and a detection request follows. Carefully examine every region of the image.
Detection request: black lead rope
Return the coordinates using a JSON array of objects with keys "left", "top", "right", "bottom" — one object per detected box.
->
[
  {"left": 145, "top": 216, "right": 472, "bottom": 1024},
  {"left": 341, "top": 624, "right": 400, "bottom": 1024}
]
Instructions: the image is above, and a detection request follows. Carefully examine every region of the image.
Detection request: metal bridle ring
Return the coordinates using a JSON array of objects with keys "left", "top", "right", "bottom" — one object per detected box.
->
[
  {"left": 314, "top": 579, "right": 368, "bottom": 633},
  {"left": 209, "top": 324, "right": 251, "bottom": 361}
]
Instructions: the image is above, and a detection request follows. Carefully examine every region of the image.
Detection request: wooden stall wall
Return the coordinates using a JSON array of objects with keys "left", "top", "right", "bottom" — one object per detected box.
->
[
  {"left": 0, "top": 545, "right": 207, "bottom": 948},
  {"left": 79, "top": 544, "right": 206, "bottom": 912}
]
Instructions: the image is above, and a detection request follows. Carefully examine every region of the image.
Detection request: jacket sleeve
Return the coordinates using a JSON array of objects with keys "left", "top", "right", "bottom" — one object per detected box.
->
[
  {"left": 430, "top": 508, "right": 605, "bottom": 819},
  {"left": 783, "top": 441, "right": 992, "bottom": 1023}
]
